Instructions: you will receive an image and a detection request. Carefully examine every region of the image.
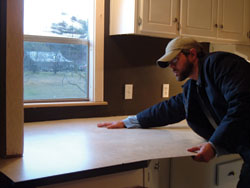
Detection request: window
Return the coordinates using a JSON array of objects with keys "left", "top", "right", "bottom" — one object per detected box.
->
[{"left": 24, "top": 0, "right": 105, "bottom": 105}]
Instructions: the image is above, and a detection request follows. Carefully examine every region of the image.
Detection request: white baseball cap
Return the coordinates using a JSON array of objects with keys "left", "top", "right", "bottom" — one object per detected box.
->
[{"left": 157, "top": 36, "right": 202, "bottom": 68}]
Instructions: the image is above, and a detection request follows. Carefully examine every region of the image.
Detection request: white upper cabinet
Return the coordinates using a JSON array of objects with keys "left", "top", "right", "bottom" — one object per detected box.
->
[
  {"left": 180, "top": 0, "right": 218, "bottom": 39},
  {"left": 217, "top": 0, "right": 249, "bottom": 42},
  {"left": 139, "top": 0, "right": 180, "bottom": 38},
  {"left": 109, "top": 0, "right": 250, "bottom": 44},
  {"left": 109, "top": 0, "right": 180, "bottom": 38},
  {"left": 109, "top": 0, "right": 138, "bottom": 35},
  {"left": 181, "top": 0, "right": 250, "bottom": 43}
]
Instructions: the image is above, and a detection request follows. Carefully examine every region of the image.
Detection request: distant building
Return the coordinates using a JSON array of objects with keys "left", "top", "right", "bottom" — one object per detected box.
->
[{"left": 25, "top": 51, "right": 72, "bottom": 72}]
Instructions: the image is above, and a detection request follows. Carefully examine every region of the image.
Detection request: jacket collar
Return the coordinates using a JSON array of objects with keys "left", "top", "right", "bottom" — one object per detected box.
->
[{"left": 196, "top": 56, "right": 207, "bottom": 87}]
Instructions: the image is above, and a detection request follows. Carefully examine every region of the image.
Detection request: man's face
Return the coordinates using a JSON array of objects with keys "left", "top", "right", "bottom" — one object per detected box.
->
[{"left": 169, "top": 52, "right": 194, "bottom": 81}]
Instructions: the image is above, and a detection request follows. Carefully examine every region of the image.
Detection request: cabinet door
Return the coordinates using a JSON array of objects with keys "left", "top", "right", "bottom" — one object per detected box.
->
[
  {"left": 180, "top": 0, "right": 218, "bottom": 39},
  {"left": 110, "top": 0, "right": 137, "bottom": 35},
  {"left": 139, "top": 0, "right": 180, "bottom": 37},
  {"left": 217, "top": 0, "right": 247, "bottom": 41},
  {"left": 144, "top": 159, "right": 170, "bottom": 188},
  {"left": 170, "top": 155, "right": 242, "bottom": 188}
]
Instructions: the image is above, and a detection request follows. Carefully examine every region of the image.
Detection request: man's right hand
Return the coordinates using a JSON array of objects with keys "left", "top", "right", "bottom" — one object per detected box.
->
[{"left": 97, "top": 121, "right": 125, "bottom": 129}]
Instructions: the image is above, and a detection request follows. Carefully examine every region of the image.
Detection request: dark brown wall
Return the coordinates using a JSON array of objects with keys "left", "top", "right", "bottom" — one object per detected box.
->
[{"left": 24, "top": 0, "right": 208, "bottom": 122}]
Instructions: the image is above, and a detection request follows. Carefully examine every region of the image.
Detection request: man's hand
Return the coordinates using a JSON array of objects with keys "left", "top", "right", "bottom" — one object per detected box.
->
[
  {"left": 187, "top": 142, "right": 215, "bottom": 162},
  {"left": 97, "top": 121, "right": 125, "bottom": 129}
]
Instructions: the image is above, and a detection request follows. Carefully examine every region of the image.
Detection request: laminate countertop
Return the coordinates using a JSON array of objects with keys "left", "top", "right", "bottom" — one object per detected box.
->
[{"left": 0, "top": 116, "right": 205, "bottom": 187}]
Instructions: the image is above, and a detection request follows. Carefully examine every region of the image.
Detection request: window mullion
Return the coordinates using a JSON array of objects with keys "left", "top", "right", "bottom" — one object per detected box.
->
[{"left": 24, "top": 34, "right": 88, "bottom": 45}]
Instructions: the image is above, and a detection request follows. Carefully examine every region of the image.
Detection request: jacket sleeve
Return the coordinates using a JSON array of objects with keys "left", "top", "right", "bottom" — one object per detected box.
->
[
  {"left": 207, "top": 54, "right": 250, "bottom": 154},
  {"left": 136, "top": 93, "right": 186, "bottom": 128}
]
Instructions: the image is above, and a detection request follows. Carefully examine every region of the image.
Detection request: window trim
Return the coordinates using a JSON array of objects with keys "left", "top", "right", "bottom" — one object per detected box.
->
[
  {"left": 88, "top": 0, "right": 105, "bottom": 103},
  {"left": 23, "top": 0, "right": 106, "bottom": 108}
]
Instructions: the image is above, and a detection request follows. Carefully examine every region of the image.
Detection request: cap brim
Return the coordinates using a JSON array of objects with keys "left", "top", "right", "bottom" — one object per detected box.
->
[{"left": 156, "top": 49, "right": 181, "bottom": 68}]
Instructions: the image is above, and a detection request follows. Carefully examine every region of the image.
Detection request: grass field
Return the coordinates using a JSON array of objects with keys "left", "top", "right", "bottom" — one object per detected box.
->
[{"left": 24, "top": 71, "right": 88, "bottom": 100}]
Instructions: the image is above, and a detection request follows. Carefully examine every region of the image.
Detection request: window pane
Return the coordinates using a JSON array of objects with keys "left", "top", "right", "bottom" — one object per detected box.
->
[
  {"left": 24, "top": 0, "right": 90, "bottom": 38},
  {"left": 24, "top": 41, "right": 88, "bottom": 100},
  {"left": 24, "top": 0, "right": 90, "bottom": 101}
]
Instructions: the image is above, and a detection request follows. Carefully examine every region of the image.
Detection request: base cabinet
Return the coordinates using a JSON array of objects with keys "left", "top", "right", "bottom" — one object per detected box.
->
[
  {"left": 38, "top": 155, "right": 242, "bottom": 188},
  {"left": 38, "top": 169, "right": 144, "bottom": 188},
  {"left": 145, "top": 155, "right": 242, "bottom": 188},
  {"left": 170, "top": 155, "right": 242, "bottom": 188},
  {"left": 144, "top": 159, "right": 171, "bottom": 188}
]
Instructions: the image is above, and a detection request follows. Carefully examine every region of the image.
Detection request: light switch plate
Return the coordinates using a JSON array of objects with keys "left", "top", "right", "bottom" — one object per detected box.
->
[
  {"left": 125, "top": 84, "right": 133, "bottom": 99},
  {"left": 162, "top": 84, "right": 169, "bottom": 98}
]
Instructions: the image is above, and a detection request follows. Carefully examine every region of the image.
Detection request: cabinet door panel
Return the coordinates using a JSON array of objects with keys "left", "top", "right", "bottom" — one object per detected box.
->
[
  {"left": 140, "top": 0, "right": 179, "bottom": 36},
  {"left": 180, "top": 0, "right": 217, "bottom": 38},
  {"left": 218, "top": 0, "right": 246, "bottom": 41}
]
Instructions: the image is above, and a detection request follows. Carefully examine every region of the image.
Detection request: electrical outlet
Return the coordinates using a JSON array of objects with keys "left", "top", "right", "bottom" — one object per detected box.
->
[
  {"left": 125, "top": 84, "right": 133, "bottom": 99},
  {"left": 162, "top": 84, "right": 169, "bottom": 98}
]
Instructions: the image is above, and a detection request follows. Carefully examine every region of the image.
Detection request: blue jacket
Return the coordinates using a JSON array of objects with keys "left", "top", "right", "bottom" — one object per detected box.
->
[{"left": 137, "top": 52, "right": 250, "bottom": 161}]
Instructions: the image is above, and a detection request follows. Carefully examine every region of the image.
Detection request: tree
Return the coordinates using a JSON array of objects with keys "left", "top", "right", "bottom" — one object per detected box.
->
[
  {"left": 50, "top": 15, "right": 88, "bottom": 73},
  {"left": 51, "top": 16, "right": 88, "bottom": 39},
  {"left": 49, "top": 15, "right": 88, "bottom": 92}
]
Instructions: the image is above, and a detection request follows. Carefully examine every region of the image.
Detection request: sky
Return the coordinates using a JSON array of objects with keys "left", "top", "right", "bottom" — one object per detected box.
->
[{"left": 24, "top": 0, "right": 90, "bottom": 36}]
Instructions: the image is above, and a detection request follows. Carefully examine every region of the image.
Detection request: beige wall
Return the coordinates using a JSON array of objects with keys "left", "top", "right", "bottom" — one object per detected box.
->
[{"left": 210, "top": 43, "right": 250, "bottom": 62}]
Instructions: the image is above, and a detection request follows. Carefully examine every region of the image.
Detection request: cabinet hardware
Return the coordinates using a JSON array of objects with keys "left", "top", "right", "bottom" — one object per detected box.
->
[
  {"left": 173, "top": 17, "right": 178, "bottom": 23},
  {"left": 247, "top": 31, "right": 250, "bottom": 38},
  {"left": 220, "top": 25, "right": 224, "bottom": 29},
  {"left": 214, "top": 24, "right": 218, "bottom": 28},
  {"left": 173, "top": 17, "right": 180, "bottom": 31},
  {"left": 154, "top": 162, "right": 160, "bottom": 170},
  {"left": 138, "top": 17, "right": 142, "bottom": 26},
  {"left": 228, "top": 171, "right": 235, "bottom": 176}
]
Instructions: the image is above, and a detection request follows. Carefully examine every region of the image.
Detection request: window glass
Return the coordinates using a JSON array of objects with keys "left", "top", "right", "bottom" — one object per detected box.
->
[{"left": 24, "top": 0, "right": 90, "bottom": 101}]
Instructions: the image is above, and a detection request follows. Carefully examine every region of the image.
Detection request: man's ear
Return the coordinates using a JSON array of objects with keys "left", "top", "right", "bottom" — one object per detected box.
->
[
  {"left": 189, "top": 48, "right": 197, "bottom": 57},
  {"left": 189, "top": 48, "right": 198, "bottom": 61}
]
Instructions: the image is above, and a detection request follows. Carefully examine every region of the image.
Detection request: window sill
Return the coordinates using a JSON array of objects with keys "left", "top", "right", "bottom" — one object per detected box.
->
[{"left": 24, "top": 101, "right": 108, "bottom": 108}]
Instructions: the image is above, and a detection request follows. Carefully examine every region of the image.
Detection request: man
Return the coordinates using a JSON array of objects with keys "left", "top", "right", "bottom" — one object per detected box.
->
[{"left": 98, "top": 36, "right": 250, "bottom": 187}]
